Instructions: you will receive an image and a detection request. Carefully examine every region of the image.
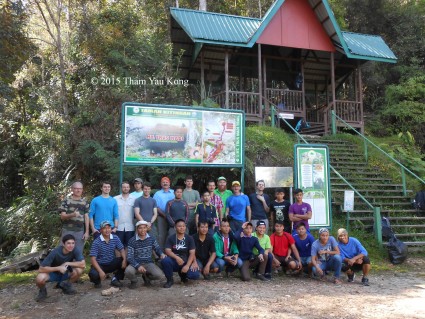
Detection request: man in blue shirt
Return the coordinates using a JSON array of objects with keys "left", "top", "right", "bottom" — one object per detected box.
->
[
  {"left": 153, "top": 177, "right": 174, "bottom": 250},
  {"left": 89, "top": 221, "right": 127, "bottom": 288},
  {"left": 293, "top": 222, "right": 315, "bottom": 275},
  {"left": 337, "top": 228, "right": 371, "bottom": 286},
  {"left": 89, "top": 182, "right": 118, "bottom": 239},
  {"left": 225, "top": 181, "right": 251, "bottom": 233},
  {"left": 249, "top": 180, "right": 270, "bottom": 233}
]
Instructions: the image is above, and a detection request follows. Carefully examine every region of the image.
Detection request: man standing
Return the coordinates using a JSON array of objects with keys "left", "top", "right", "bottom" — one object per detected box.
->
[
  {"left": 161, "top": 219, "right": 200, "bottom": 288},
  {"left": 89, "top": 221, "right": 127, "bottom": 288},
  {"left": 213, "top": 218, "right": 243, "bottom": 274},
  {"left": 134, "top": 182, "right": 158, "bottom": 237},
  {"left": 165, "top": 186, "right": 189, "bottom": 235},
  {"left": 192, "top": 221, "right": 219, "bottom": 279},
  {"left": 214, "top": 176, "right": 232, "bottom": 214},
  {"left": 195, "top": 191, "right": 219, "bottom": 235},
  {"left": 249, "top": 180, "right": 270, "bottom": 233},
  {"left": 311, "top": 228, "right": 342, "bottom": 284},
  {"left": 270, "top": 188, "right": 291, "bottom": 233},
  {"left": 225, "top": 181, "right": 251, "bottom": 233},
  {"left": 153, "top": 177, "right": 174, "bottom": 250},
  {"left": 206, "top": 180, "right": 224, "bottom": 220},
  {"left": 35, "top": 234, "right": 85, "bottom": 301},
  {"left": 337, "top": 228, "right": 371, "bottom": 286},
  {"left": 270, "top": 221, "right": 302, "bottom": 275},
  {"left": 131, "top": 178, "right": 144, "bottom": 198},
  {"left": 182, "top": 175, "right": 200, "bottom": 235},
  {"left": 89, "top": 182, "right": 118, "bottom": 239},
  {"left": 114, "top": 181, "right": 136, "bottom": 249},
  {"left": 58, "top": 181, "right": 90, "bottom": 252},
  {"left": 125, "top": 221, "right": 167, "bottom": 289},
  {"left": 289, "top": 188, "right": 312, "bottom": 233}
]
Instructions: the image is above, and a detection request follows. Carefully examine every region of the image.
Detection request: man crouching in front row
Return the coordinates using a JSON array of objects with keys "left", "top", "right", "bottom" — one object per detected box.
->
[{"left": 35, "top": 234, "right": 85, "bottom": 301}]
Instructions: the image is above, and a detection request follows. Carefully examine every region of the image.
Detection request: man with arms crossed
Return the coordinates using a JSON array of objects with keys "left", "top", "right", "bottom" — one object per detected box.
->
[
  {"left": 249, "top": 180, "right": 270, "bottom": 233},
  {"left": 225, "top": 181, "right": 251, "bottom": 233},
  {"left": 153, "top": 177, "right": 174, "bottom": 249},
  {"left": 89, "top": 182, "right": 118, "bottom": 239},
  {"left": 134, "top": 181, "right": 158, "bottom": 237},
  {"left": 289, "top": 188, "right": 312, "bottom": 234},
  {"left": 182, "top": 175, "right": 201, "bottom": 235}
]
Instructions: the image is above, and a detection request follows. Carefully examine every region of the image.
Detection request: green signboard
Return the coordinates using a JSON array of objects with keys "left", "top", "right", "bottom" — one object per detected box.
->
[
  {"left": 122, "top": 103, "right": 244, "bottom": 167},
  {"left": 294, "top": 144, "right": 332, "bottom": 229}
]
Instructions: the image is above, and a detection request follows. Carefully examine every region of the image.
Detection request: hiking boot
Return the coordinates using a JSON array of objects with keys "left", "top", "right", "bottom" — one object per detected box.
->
[
  {"left": 36, "top": 287, "right": 47, "bottom": 302},
  {"left": 142, "top": 274, "right": 152, "bottom": 286},
  {"left": 256, "top": 273, "right": 267, "bottom": 281},
  {"left": 128, "top": 281, "right": 138, "bottom": 289},
  {"left": 163, "top": 279, "right": 174, "bottom": 288},
  {"left": 362, "top": 276, "right": 370, "bottom": 286},
  {"left": 264, "top": 273, "right": 272, "bottom": 280},
  {"left": 203, "top": 274, "right": 211, "bottom": 280},
  {"left": 179, "top": 272, "right": 188, "bottom": 283},
  {"left": 111, "top": 278, "right": 123, "bottom": 287},
  {"left": 347, "top": 273, "right": 355, "bottom": 283},
  {"left": 59, "top": 281, "right": 76, "bottom": 295},
  {"left": 94, "top": 282, "right": 102, "bottom": 289}
]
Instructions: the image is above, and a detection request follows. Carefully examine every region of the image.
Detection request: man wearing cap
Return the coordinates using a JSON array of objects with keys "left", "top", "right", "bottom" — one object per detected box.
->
[
  {"left": 89, "top": 221, "right": 127, "bottom": 288},
  {"left": 35, "top": 234, "right": 85, "bottom": 301},
  {"left": 161, "top": 219, "right": 200, "bottom": 288},
  {"left": 249, "top": 180, "right": 271, "bottom": 233},
  {"left": 134, "top": 182, "right": 158, "bottom": 237},
  {"left": 206, "top": 180, "right": 224, "bottom": 220},
  {"left": 131, "top": 178, "right": 144, "bottom": 198},
  {"left": 225, "top": 181, "right": 251, "bottom": 233},
  {"left": 125, "top": 221, "right": 166, "bottom": 289},
  {"left": 234, "top": 222, "right": 267, "bottom": 281},
  {"left": 214, "top": 177, "right": 232, "bottom": 214},
  {"left": 89, "top": 182, "right": 119, "bottom": 239},
  {"left": 114, "top": 181, "right": 136, "bottom": 250},
  {"left": 289, "top": 188, "right": 312, "bottom": 234},
  {"left": 182, "top": 175, "right": 201, "bottom": 235},
  {"left": 337, "top": 228, "right": 371, "bottom": 286},
  {"left": 252, "top": 220, "right": 273, "bottom": 280},
  {"left": 58, "top": 181, "right": 90, "bottom": 252},
  {"left": 311, "top": 228, "right": 342, "bottom": 284},
  {"left": 270, "top": 221, "right": 302, "bottom": 275},
  {"left": 153, "top": 177, "right": 174, "bottom": 250}
]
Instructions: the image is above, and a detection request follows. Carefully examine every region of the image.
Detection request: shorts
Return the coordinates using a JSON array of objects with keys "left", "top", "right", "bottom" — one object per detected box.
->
[
  {"left": 342, "top": 255, "right": 370, "bottom": 272},
  {"left": 48, "top": 271, "right": 70, "bottom": 283},
  {"left": 300, "top": 256, "right": 312, "bottom": 266}
]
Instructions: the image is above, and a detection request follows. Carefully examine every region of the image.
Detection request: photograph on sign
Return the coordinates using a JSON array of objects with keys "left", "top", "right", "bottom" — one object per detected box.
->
[
  {"left": 295, "top": 145, "right": 331, "bottom": 228},
  {"left": 123, "top": 104, "right": 243, "bottom": 165},
  {"left": 254, "top": 167, "right": 293, "bottom": 188}
]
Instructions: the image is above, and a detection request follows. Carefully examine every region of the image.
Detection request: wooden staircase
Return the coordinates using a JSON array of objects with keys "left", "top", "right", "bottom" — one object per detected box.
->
[{"left": 305, "top": 137, "right": 425, "bottom": 249}]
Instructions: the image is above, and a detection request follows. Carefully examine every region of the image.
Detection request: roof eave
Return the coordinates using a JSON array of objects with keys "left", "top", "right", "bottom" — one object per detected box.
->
[{"left": 345, "top": 53, "right": 398, "bottom": 64}]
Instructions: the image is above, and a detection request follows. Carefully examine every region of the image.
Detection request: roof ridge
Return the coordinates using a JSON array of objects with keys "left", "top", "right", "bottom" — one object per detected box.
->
[
  {"left": 170, "top": 7, "right": 262, "bottom": 22},
  {"left": 341, "top": 31, "right": 381, "bottom": 38}
]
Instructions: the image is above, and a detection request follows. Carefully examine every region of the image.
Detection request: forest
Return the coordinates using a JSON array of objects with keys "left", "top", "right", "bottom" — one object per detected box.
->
[{"left": 1, "top": 0, "right": 424, "bottom": 256}]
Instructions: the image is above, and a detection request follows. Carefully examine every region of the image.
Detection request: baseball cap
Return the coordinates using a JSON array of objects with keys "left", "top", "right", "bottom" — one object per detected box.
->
[
  {"left": 100, "top": 221, "right": 112, "bottom": 228},
  {"left": 135, "top": 220, "right": 149, "bottom": 227},
  {"left": 256, "top": 220, "right": 266, "bottom": 227},
  {"left": 232, "top": 181, "right": 241, "bottom": 186},
  {"left": 319, "top": 227, "right": 329, "bottom": 234},
  {"left": 134, "top": 178, "right": 143, "bottom": 183},
  {"left": 217, "top": 176, "right": 227, "bottom": 181}
]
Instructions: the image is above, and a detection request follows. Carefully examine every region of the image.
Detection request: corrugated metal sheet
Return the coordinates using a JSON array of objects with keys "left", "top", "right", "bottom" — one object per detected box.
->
[
  {"left": 171, "top": 8, "right": 261, "bottom": 45},
  {"left": 342, "top": 32, "right": 397, "bottom": 61}
]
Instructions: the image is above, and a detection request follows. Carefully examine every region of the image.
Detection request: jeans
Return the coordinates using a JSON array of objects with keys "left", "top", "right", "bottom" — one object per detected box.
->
[
  {"left": 240, "top": 255, "right": 268, "bottom": 281},
  {"left": 89, "top": 257, "right": 125, "bottom": 284},
  {"left": 196, "top": 259, "right": 219, "bottom": 271},
  {"left": 229, "top": 219, "right": 244, "bottom": 233},
  {"left": 215, "top": 257, "right": 243, "bottom": 273},
  {"left": 254, "top": 253, "right": 273, "bottom": 274},
  {"left": 161, "top": 256, "right": 200, "bottom": 281},
  {"left": 312, "top": 254, "right": 342, "bottom": 278}
]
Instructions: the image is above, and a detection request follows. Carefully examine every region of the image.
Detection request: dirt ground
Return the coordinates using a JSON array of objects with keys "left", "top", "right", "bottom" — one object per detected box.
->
[{"left": 1, "top": 258, "right": 425, "bottom": 319}]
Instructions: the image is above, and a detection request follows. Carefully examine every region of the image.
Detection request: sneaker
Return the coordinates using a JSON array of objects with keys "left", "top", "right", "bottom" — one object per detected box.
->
[
  {"left": 111, "top": 278, "right": 123, "bottom": 287},
  {"left": 94, "top": 282, "right": 102, "bottom": 289},
  {"left": 142, "top": 274, "right": 152, "bottom": 286},
  {"left": 163, "top": 279, "right": 174, "bottom": 288},
  {"left": 59, "top": 281, "right": 77, "bottom": 295},
  {"left": 36, "top": 287, "right": 47, "bottom": 302},
  {"left": 179, "top": 273, "right": 188, "bottom": 283},
  {"left": 347, "top": 273, "right": 355, "bottom": 283},
  {"left": 256, "top": 273, "right": 267, "bottom": 281},
  {"left": 264, "top": 273, "right": 272, "bottom": 280},
  {"left": 362, "top": 276, "right": 370, "bottom": 286},
  {"left": 128, "top": 281, "right": 138, "bottom": 289}
]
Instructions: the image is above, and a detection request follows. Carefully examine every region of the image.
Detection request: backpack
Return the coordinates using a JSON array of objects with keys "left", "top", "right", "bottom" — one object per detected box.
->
[
  {"left": 412, "top": 190, "right": 425, "bottom": 211},
  {"left": 387, "top": 235, "right": 408, "bottom": 265},
  {"left": 381, "top": 217, "right": 395, "bottom": 241}
]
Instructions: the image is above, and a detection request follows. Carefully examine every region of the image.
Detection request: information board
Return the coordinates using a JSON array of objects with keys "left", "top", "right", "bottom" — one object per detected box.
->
[{"left": 294, "top": 145, "right": 332, "bottom": 228}]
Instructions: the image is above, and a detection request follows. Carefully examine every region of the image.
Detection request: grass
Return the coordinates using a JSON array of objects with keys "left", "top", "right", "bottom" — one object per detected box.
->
[{"left": 0, "top": 272, "right": 37, "bottom": 289}]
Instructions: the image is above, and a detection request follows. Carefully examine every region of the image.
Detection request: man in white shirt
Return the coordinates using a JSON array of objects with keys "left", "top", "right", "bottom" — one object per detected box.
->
[{"left": 114, "top": 181, "right": 136, "bottom": 251}]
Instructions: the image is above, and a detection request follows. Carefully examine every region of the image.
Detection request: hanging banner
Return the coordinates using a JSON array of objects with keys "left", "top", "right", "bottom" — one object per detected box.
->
[
  {"left": 294, "top": 144, "right": 332, "bottom": 228},
  {"left": 122, "top": 103, "right": 244, "bottom": 166}
]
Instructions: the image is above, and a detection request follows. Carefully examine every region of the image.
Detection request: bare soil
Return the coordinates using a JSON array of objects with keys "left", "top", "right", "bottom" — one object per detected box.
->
[{"left": 1, "top": 258, "right": 425, "bottom": 319}]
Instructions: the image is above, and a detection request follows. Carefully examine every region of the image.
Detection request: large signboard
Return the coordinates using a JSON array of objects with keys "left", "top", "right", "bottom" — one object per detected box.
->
[
  {"left": 294, "top": 145, "right": 332, "bottom": 228},
  {"left": 122, "top": 103, "right": 244, "bottom": 166},
  {"left": 255, "top": 167, "right": 293, "bottom": 188}
]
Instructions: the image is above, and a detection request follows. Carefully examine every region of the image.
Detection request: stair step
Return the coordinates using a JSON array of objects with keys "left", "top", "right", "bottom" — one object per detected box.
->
[
  {"left": 391, "top": 225, "right": 425, "bottom": 228},
  {"left": 333, "top": 189, "right": 412, "bottom": 194},
  {"left": 395, "top": 233, "right": 425, "bottom": 237},
  {"left": 331, "top": 177, "right": 393, "bottom": 182},
  {"left": 331, "top": 183, "right": 404, "bottom": 188}
]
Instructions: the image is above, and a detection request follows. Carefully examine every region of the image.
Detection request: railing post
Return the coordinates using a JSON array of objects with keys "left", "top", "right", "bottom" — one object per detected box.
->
[
  {"left": 401, "top": 167, "right": 407, "bottom": 196},
  {"left": 271, "top": 106, "right": 275, "bottom": 127},
  {"left": 363, "top": 139, "right": 368, "bottom": 162},
  {"left": 331, "top": 110, "right": 336, "bottom": 135},
  {"left": 373, "top": 207, "right": 382, "bottom": 245}
]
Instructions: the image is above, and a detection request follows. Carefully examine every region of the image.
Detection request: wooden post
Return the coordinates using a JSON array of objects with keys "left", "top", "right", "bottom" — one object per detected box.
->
[
  {"left": 201, "top": 50, "right": 205, "bottom": 101},
  {"left": 358, "top": 61, "right": 364, "bottom": 134},
  {"left": 328, "top": 52, "right": 336, "bottom": 134},
  {"left": 263, "top": 56, "right": 268, "bottom": 118},
  {"left": 208, "top": 63, "right": 212, "bottom": 97},
  {"left": 258, "top": 44, "right": 263, "bottom": 121},
  {"left": 301, "top": 62, "right": 306, "bottom": 120},
  {"left": 225, "top": 50, "right": 229, "bottom": 109}
]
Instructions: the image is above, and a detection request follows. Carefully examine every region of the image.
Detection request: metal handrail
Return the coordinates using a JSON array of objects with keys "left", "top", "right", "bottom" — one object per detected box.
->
[
  {"left": 331, "top": 111, "right": 425, "bottom": 195},
  {"left": 269, "top": 101, "right": 383, "bottom": 244}
]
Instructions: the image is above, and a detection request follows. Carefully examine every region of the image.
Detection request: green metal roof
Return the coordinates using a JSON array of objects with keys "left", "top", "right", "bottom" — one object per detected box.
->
[
  {"left": 170, "top": 8, "right": 260, "bottom": 47},
  {"left": 342, "top": 32, "right": 397, "bottom": 63}
]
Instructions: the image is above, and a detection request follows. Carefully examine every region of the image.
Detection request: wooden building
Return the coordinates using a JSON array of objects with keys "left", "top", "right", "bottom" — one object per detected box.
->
[{"left": 170, "top": 0, "right": 397, "bottom": 134}]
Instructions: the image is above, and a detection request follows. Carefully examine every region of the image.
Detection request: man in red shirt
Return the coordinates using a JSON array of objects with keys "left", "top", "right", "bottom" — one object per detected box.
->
[{"left": 270, "top": 221, "right": 302, "bottom": 274}]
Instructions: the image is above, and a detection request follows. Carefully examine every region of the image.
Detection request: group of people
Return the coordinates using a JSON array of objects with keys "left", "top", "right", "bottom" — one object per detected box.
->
[{"left": 35, "top": 176, "right": 371, "bottom": 301}]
